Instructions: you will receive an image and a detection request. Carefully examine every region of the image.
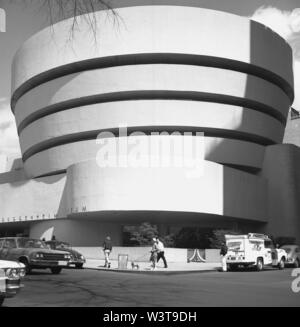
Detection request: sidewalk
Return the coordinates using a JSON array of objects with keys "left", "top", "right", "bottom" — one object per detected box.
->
[{"left": 83, "top": 259, "right": 221, "bottom": 274}]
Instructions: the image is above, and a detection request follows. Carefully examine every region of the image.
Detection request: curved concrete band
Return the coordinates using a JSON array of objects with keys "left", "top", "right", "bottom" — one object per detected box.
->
[
  {"left": 23, "top": 136, "right": 265, "bottom": 178},
  {"left": 14, "top": 65, "right": 290, "bottom": 130},
  {"left": 64, "top": 159, "right": 267, "bottom": 222},
  {"left": 19, "top": 100, "right": 283, "bottom": 157},
  {"left": 12, "top": 5, "right": 293, "bottom": 103}
]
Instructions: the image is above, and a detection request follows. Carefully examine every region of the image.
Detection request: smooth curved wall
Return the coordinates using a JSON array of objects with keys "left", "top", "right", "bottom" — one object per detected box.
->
[
  {"left": 11, "top": 5, "right": 294, "bottom": 178},
  {"left": 64, "top": 159, "right": 267, "bottom": 223},
  {"left": 23, "top": 136, "right": 265, "bottom": 178}
]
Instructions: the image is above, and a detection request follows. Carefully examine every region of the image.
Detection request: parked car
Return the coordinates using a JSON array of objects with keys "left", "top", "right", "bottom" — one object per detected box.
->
[
  {"left": 226, "top": 233, "right": 288, "bottom": 271},
  {"left": 45, "top": 240, "right": 86, "bottom": 269},
  {"left": 0, "top": 260, "right": 26, "bottom": 306},
  {"left": 280, "top": 244, "right": 300, "bottom": 268},
  {"left": 0, "top": 237, "right": 71, "bottom": 274}
]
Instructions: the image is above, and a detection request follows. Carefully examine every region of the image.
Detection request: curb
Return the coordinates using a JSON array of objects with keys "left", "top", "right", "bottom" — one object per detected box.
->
[{"left": 84, "top": 266, "right": 219, "bottom": 275}]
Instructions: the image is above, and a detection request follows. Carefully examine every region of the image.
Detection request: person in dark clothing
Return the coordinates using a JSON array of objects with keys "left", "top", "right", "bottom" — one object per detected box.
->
[
  {"left": 103, "top": 236, "right": 112, "bottom": 268},
  {"left": 220, "top": 242, "right": 228, "bottom": 272}
]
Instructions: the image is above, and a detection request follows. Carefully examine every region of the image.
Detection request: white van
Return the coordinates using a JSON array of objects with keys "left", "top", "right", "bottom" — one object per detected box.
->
[{"left": 225, "top": 233, "right": 287, "bottom": 271}]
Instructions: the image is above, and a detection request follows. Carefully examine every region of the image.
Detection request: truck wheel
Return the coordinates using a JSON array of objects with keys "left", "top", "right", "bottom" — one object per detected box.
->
[
  {"left": 50, "top": 267, "right": 62, "bottom": 274},
  {"left": 0, "top": 297, "right": 4, "bottom": 307},
  {"left": 294, "top": 259, "right": 300, "bottom": 268},
  {"left": 256, "top": 258, "right": 263, "bottom": 271},
  {"left": 278, "top": 258, "right": 285, "bottom": 270},
  {"left": 19, "top": 258, "right": 31, "bottom": 274}
]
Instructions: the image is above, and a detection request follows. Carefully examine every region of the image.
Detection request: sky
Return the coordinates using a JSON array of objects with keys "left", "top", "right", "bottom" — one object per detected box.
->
[{"left": 0, "top": 0, "right": 299, "bottom": 159}]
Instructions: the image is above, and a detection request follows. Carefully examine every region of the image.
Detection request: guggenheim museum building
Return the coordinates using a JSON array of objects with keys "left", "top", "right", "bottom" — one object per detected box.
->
[{"left": 0, "top": 0, "right": 299, "bottom": 245}]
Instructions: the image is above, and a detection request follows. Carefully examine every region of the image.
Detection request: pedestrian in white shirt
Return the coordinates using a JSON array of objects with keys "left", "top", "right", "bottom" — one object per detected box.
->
[{"left": 156, "top": 237, "right": 168, "bottom": 268}]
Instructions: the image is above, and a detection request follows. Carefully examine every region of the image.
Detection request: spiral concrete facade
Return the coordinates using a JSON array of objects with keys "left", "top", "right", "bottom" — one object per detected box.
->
[{"left": 0, "top": 2, "right": 299, "bottom": 245}]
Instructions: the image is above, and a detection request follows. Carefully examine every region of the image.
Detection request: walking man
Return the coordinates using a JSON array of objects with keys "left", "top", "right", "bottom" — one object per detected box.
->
[
  {"left": 220, "top": 241, "right": 228, "bottom": 272},
  {"left": 156, "top": 237, "right": 168, "bottom": 268},
  {"left": 103, "top": 236, "right": 112, "bottom": 268}
]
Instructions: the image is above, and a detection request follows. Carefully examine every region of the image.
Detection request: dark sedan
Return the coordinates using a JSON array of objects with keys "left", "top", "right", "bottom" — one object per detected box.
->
[{"left": 45, "top": 241, "right": 86, "bottom": 269}]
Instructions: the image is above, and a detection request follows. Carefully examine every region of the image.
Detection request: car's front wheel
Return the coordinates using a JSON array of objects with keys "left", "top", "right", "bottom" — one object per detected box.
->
[
  {"left": 75, "top": 263, "right": 84, "bottom": 269},
  {"left": 0, "top": 297, "right": 4, "bottom": 307},
  {"left": 19, "top": 257, "right": 31, "bottom": 274},
  {"left": 50, "top": 267, "right": 62, "bottom": 274}
]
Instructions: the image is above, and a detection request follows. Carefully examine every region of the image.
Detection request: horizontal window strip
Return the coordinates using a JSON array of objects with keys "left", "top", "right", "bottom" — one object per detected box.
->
[
  {"left": 22, "top": 125, "right": 273, "bottom": 163},
  {"left": 17, "top": 90, "right": 286, "bottom": 135},
  {"left": 11, "top": 53, "right": 294, "bottom": 112}
]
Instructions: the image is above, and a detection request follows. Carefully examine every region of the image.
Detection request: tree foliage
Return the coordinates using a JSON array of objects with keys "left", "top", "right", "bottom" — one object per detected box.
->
[
  {"left": 208, "top": 229, "right": 241, "bottom": 249},
  {"left": 129, "top": 222, "right": 158, "bottom": 246},
  {"left": 174, "top": 227, "right": 212, "bottom": 249}
]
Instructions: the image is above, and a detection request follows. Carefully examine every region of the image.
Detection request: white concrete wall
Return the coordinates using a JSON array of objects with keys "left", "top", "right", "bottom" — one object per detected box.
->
[
  {"left": 15, "top": 65, "right": 289, "bottom": 128},
  {"left": 0, "top": 173, "right": 66, "bottom": 224},
  {"left": 19, "top": 100, "right": 283, "bottom": 153},
  {"left": 23, "top": 136, "right": 265, "bottom": 178},
  {"left": 73, "top": 246, "right": 188, "bottom": 263},
  {"left": 71, "top": 246, "right": 220, "bottom": 263},
  {"left": 12, "top": 6, "right": 293, "bottom": 94},
  {"left": 65, "top": 159, "right": 267, "bottom": 222}
]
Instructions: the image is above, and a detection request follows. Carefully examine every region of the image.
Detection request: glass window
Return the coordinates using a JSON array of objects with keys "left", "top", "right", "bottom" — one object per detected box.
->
[
  {"left": 17, "top": 238, "right": 47, "bottom": 249},
  {"left": 0, "top": 239, "right": 4, "bottom": 248},
  {"left": 3, "top": 239, "right": 17, "bottom": 249},
  {"left": 227, "top": 241, "right": 244, "bottom": 251},
  {"left": 264, "top": 240, "right": 275, "bottom": 249},
  {"left": 249, "top": 240, "right": 263, "bottom": 250}
]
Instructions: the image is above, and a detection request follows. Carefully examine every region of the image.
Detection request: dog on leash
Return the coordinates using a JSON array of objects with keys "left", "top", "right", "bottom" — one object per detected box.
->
[{"left": 131, "top": 261, "right": 140, "bottom": 270}]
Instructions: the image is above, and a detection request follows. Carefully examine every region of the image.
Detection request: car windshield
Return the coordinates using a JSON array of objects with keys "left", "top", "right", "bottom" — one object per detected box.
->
[
  {"left": 227, "top": 241, "right": 243, "bottom": 251},
  {"left": 47, "top": 241, "right": 70, "bottom": 249},
  {"left": 17, "top": 238, "right": 47, "bottom": 249}
]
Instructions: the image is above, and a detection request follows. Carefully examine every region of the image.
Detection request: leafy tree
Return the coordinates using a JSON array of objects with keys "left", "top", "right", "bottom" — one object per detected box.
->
[
  {"left": 129, "top": 222, "right": 158, "bottom": 246},
  {"left": 159, "top": 234, "right": 175, "bottom": 248},
  {"left": 274, "top": 236, "right": 296, "bottom": 246},
  {"left": 174, "top": 227, "right": 212, "bottom": 249},
  {"left": 208, "top": 229, "right": 241, "bottom": 249}
]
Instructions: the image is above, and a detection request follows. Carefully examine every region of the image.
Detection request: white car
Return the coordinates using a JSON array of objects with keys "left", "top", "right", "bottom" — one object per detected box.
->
[
  {"left": 226, "top": 233, "right": 288, "bottom": 271},
  {"left": 0, "top": 260, "right": 26, "bottom": 306},
  {"left": 280, "top": 245, "right": 300, "bottom": 268}
]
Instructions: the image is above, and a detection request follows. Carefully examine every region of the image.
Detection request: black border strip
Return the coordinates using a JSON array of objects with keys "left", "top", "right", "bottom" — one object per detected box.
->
[
  {"left": 22, "top": 126, "right": 272, "bottom": 163},
  {"left": 11, "top": 53, "right": 294, "bottom": 112},
  {"left": 17, "top": 90, "right": 286, "bottom": 135}
]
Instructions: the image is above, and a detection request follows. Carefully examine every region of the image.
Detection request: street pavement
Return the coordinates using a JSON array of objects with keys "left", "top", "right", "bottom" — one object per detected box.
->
[{"left": 3, "top": 266, "right": 300, "bottom": 307}]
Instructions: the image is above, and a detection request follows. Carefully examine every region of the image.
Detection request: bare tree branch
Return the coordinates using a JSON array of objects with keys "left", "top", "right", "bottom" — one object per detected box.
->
[{"left": 14, "top": 0, "right": 121, "bottom": 40}]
